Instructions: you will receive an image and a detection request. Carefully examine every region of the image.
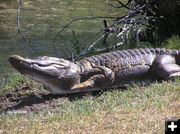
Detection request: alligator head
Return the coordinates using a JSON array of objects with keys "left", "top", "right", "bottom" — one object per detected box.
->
[{"left": 9, "top": 55, "right": 81, "bottom": 94}]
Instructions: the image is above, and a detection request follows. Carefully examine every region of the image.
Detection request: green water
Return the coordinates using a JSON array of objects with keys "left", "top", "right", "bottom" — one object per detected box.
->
[{"left": 0, "top": 0, "right": 127, "bottom": 86}]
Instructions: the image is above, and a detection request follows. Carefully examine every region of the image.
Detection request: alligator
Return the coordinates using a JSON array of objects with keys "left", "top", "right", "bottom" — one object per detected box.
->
[{"left": 9, "top": 48, "right": 180, "bottom": 94}]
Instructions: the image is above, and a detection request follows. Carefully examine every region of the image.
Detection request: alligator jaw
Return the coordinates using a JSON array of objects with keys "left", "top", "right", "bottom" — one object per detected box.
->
[
  {"left": 9, "top": 55, "right": 59, "bottom": 77},
  {"left": 9, "top": 55, "right": 35, "bottom": 74},
  {"left": 9, "top": 55, "right": 81, "bottom": 94}
]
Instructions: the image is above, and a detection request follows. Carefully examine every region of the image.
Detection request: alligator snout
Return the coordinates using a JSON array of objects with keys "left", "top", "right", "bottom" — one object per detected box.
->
[{"left": 9, "top": 55, "right": 27, "bottom": 72}]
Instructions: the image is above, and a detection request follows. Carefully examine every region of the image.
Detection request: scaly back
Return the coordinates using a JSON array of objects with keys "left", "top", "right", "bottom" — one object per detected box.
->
[{"left": 80, "top": 48, "right": 180, "bottom": 68}]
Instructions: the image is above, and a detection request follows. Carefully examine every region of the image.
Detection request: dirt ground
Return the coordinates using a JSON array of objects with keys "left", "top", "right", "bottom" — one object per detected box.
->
[
  {"left": 0, "top": 86, "right": 105, "bottom": 113},
  {"left": 0, "top": 86, "right": 93, "bottom": 113}
]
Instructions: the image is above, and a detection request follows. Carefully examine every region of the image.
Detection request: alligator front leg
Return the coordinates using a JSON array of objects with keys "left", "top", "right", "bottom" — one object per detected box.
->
[
  {"left": 71, "top": 66, "right": 115, "bottom": 90},
  {"left": 151, "top": 55, "right": 180, "bottom": 80},
  {"left": 71, "top": 74, "right": 105, "bottom": 90}
]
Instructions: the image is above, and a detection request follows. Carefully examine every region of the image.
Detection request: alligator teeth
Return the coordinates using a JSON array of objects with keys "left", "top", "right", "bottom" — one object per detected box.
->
[
  {"left": 20, "top": 61, "right": 30, "bottom": 67},
  {"left": 33, "top": 64, "right": 39, "bottom": 67}
]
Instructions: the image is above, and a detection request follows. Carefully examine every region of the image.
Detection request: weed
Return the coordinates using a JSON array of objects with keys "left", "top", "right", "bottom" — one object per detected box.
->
[{"left": 0, "top": 73, "right": 23, "bottom": 94}]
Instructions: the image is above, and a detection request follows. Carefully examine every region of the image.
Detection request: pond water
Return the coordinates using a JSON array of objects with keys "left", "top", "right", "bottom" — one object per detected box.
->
[{"left": 0, "top": 0, "right": 127, "bottom": 87}]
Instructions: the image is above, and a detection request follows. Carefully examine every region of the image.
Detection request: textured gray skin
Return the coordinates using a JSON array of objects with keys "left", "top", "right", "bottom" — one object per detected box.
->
[{"left": 9, "top": 48, "right": 180, "bottom": 94}]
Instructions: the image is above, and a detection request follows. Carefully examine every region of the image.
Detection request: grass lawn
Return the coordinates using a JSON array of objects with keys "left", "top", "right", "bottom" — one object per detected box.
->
[{"left": 0, "top": 77, "right": 179, "bottom": 134}]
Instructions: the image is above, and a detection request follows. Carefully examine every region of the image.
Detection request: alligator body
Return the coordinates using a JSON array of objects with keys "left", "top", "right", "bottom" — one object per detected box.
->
[{"left": 9, "top": 48, "right": 180, "bottom": 94}]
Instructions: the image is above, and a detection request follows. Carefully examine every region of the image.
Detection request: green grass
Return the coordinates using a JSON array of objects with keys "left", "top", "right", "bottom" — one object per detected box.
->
[
  {"left": 0, "top": 77, "right": 179, "bottom": 133},
  {"left": 0, "top": 73, "right": 23, "bottom": 94},
  {"left": 0, "top": 73, "right": 43, "bottom": 95},
  {"left": 162, "top": 35, "right": 180, "bottom": 49}
]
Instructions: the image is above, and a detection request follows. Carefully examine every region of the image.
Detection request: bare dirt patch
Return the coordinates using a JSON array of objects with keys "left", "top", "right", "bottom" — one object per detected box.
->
[{"left": 0, "top": 86, "right": 90, "bottom": 113}]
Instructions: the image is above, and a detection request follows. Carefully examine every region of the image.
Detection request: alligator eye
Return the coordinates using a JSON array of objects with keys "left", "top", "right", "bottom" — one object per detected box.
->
[
  {"left": 36, "top": 56, "right": 48, "bottom": 60},
  {"left": 52, "top": 64, "right": 67, "bottom": 69},
  {"left": 42, "top": 56, "right": 48, "bottom": 59},
  {"left": 35, "top": 63, "right": 48, "bottom": 67}
]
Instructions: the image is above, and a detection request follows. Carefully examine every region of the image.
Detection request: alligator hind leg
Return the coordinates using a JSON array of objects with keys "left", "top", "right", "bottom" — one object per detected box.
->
[{"left": 151, "top": 55, "right": 180, "bottom": 80}]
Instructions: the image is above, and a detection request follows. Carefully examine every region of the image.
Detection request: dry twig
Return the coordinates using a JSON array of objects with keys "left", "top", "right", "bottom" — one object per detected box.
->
[{"left": 16, "top": 0, "right": 28, "bottom": 42}]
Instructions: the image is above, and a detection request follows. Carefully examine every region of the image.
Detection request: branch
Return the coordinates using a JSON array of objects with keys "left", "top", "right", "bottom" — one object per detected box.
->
[
  {"left": 53, "top": 16, "right": 118, "bottom": 40},
  {"left": 67, "top": 32, "right": 109, "bottom": 60},
  {"left": 73, "top": 33, "right": 108, "bottom": 60},
  {"left": 16, "top": 0, "right": 28, "bottom": 42},
  {"left": 106, "top": 0, "right": 132, "bottom": 9},
  {"left": 68, "top": 1, "right": 149, "bottom": 59},
  {"left": 66, "top": 0, "right": 74, "bottom": 6}
]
